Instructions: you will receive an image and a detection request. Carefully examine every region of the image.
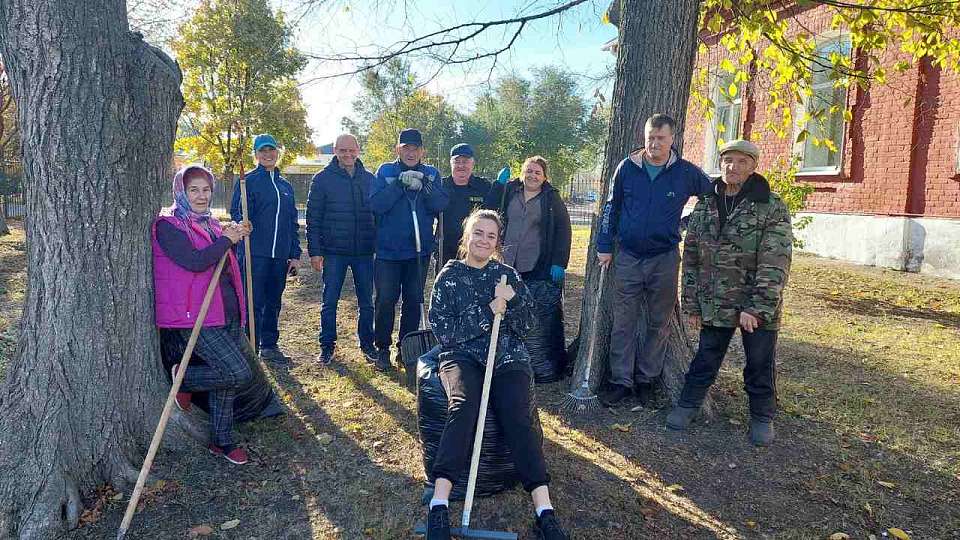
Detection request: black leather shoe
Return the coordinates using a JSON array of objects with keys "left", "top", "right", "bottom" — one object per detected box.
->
[
  {"left": 426, "top": 504, "right": 451, "bottom": 540},
  {"left": 599, "top": 384, "right": 632, "bottom": 407},
  {"left": 360, "top": 342, "right": 378, "bottom": 363},
  {"left": 259, "top": 347, "right": 291, "bottom": 366},
  {"left": 374, "top": 348, "right": 393, "bottom": 372}
]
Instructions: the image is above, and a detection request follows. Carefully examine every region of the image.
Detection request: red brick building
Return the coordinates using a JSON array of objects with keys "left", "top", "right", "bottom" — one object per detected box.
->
[{"left": 682, "top": 4, "right": 960, "bottom": 278}]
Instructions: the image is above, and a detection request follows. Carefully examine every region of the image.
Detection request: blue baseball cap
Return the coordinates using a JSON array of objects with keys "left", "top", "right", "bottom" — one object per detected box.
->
[
  {"left": 253, "top": 133, "right": 278, "bottom": 152},
  {"left": 450, "top": 143, "right": 474, "bottom": 158},
  {"left": 398, "top": 128, "right": 423, "bottom": 146}
]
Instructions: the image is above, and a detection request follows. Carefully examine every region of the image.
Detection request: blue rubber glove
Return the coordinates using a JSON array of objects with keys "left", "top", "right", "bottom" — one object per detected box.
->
[
  {"left": 496, "top": 167, "right": 511, "bottom": 185},
  {"left": 550, "top": 265, "right": 565, "bottom": 284}
]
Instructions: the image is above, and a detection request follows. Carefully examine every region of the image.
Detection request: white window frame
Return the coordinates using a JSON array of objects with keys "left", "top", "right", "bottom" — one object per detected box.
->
[
  {"left": 793, "top": 31, "right": 852, "bottom": 175},
  {"left": 703, "top": 71, "right": 743, "bottom": 176}
]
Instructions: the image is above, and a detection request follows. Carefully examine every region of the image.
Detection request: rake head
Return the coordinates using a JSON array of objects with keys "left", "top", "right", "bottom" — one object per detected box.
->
[
  {"left": 560, "top": 390, "right": 602, "bottom": 414},
  {"left": 414, "top": 523, "right": 518, "bottom": 539}
]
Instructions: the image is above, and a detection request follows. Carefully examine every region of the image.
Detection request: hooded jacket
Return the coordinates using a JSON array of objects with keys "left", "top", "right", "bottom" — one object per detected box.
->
[
  {"left": 597, "top": 149, "right": 712, "bottom": 259},
  {"left": 306, "top": 156, "right": 376, "bottom": 257},
  {"left": 681, "top": 173, "right": 793, "bottom": 330},
  {"left": 370, "top": 160, "right": 449, "bottom": 260}
]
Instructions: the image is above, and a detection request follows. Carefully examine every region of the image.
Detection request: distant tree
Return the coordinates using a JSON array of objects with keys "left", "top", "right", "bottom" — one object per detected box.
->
[
  {"left": 364, "top": 89, "right": 462, "bottom": 173},
  {"left": 172, "top": 0, "right": 311, "bottom": 179},
  {"left": 341, "top": 58, "right": 418, "bottom": 148}
]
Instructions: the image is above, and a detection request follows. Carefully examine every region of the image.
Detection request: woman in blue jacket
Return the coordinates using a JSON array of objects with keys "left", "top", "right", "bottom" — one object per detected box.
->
[{"left": 230, "top": 133, "right": 302, "bottom": 364}]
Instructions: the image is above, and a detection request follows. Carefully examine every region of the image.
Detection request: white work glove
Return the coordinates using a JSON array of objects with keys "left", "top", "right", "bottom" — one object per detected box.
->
[{"left": 399, "top": 170, "right": 424, "bottom": 191}]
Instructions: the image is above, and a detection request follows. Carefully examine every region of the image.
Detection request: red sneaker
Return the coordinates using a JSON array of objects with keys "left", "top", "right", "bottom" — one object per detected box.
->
[
  {"left": 208, "top": 444, "right": 248, "bottom": 465},
  {"left": 171, "top": 364, "right": 192, "bottom": 412}
]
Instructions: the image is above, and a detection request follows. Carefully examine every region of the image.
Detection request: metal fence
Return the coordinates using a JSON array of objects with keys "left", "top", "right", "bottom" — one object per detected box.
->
[
  {"left": 3, "top": 193, "right": 24, "bottom": 219},
  {"left": 560, "top": 171, "right": 603, "bottom": 226}
]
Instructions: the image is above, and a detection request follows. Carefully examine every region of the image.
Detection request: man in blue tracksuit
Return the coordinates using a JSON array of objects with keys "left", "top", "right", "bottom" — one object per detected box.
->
[
  {"left": 306, "top": 133, "right": 378, "bottom": 367},
  {"left": 231, "top": 133, "right": 302, "bottom": 365},
  {"left": 370, "top": 128, "right": 448, "bottom": 371},
  {"left": 596, "top": 114, "right": 712, "bottom": 407}
]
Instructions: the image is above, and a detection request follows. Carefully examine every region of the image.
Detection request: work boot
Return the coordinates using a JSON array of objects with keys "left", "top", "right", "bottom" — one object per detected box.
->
[
  {"left": 259, "top": 347, "right": 291, "bottom": 366},
  {"left": 599, "top": 383, "right": 632, "bottom": 407},
  {"left": 533, "top": 510, "right": 570, "bottom": 540},
  {"left": 317, "top": 345, "right": 335, "bottom": 367},
  {"left": 374, "top": 348, "right": 393, "bottom": 372},
  {"left": 426, "top": 504, "right": 451, "bottom": 540},
  {"left": 634, "top": 382, "right": 654, "bottom": 407},
  {"left": 749, "top": 418, "right": 775, "bottom": 446},
  {"left": 666, "top": 406, "right": 698, "bottom": 431},
  {"left": 360, "top": 342, "right": 379, "bottom": 363}
]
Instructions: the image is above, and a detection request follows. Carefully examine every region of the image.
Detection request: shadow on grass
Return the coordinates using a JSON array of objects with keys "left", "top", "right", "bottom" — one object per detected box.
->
[{"left": 810, "top": 292, "right": 960, "bottom": 328}]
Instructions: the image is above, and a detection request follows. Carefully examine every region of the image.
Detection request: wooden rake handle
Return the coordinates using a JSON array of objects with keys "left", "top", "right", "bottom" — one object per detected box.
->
[
  {"left": 117, "top": 252, "right": 229, "bottom": 540},
  {"left": 239, "top": 169, "right": 256, "bottom": 351},
  {"left": 461, "top": 274, "right": 507, "bottom": 529}
]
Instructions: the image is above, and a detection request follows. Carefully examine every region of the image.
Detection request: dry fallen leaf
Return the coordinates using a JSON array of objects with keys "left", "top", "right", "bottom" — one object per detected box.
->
[
  {"left": 316, "top": 433, "right": 333, "bottom": 445},
  {"left": 863, "top": 502, "right": 873, "bottom": 517},
  {"left": 188, "top": 524, "right": 214, "bottom": 537},
  {"left": 887, "top": 528, "right": 910, "bottom": 540},
  {"left": 877, "top": 480, "right": 896, "bottom": 489},
  {"left": 638, "top": 506, "right": 657, "bottom": 519},
  {"left": 828, "top": 533, "right": 850, "bottom": 540},
  {"left": 611, "top": 423, "right": 631, "bottom": 433},
  {"left": 745, "top": 520, "right": 757, "bottom": 528},
  {"left": 665, "top": 484, "right": 684, "bottom": 493},
  {"left": 220, "top": 519, "right": 240, "bottom": 530}
]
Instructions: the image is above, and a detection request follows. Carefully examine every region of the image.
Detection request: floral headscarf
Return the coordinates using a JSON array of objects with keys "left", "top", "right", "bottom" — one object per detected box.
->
[{"left": 162, "top": 165, "right": 222, "bottom": 240}]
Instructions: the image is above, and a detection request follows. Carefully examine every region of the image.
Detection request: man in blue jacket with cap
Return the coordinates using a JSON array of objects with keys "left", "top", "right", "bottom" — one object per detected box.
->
[
  {"left": 231, "top": 133, "right": 302, "bottom": 365},
  {"left": 370, "top": 128, "right": 448, "bottom": 371}
]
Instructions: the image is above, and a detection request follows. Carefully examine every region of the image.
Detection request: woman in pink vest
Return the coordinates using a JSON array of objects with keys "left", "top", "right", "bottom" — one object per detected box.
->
[{"left": 153, "top": 165, "right": 254, "bottom": 465}]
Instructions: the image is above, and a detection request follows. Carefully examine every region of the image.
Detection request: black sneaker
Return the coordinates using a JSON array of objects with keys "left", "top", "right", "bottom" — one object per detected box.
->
[
  {"left": 374, "top": 348, "right": 393, "bottom": 372},
  {"left": 533, "top": 510, "right": 570, "bottom": 540},
  {"left": 317, "top": 346, "right": 335, "bottom": 366},
  {"left": 426, "top": 504, "right": 451, "bottom": 540},
  {"left": 635, "top": 382, "right": 654, "bottom": 407},
  {"left": 599, "top": 384, "right": 632, "bottom": 407},
  {"left": 360, "top": 342, "right": 378, "bottom": 363},
  {"left": 259, "top": 347, "right": 291, "bottom": 366}
]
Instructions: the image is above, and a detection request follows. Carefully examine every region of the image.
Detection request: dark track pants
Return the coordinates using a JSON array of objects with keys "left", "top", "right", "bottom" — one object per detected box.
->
[
  {"left": 248, "top": 255, "right": 289, "bottom": 350},
  {"left": 432, "top": 359, "right": 549, "bottom": 492},
  {"left": 677, "top": 325, "right": 778, "bottom": 421},
  {"left": 373, "top": 256, "right": 429, "bottom": 351}
]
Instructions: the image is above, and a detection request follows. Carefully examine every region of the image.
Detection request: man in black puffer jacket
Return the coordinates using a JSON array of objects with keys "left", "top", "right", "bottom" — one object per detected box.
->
[{"left": 306, "top": 134, "right": 378, "bottom": 366}]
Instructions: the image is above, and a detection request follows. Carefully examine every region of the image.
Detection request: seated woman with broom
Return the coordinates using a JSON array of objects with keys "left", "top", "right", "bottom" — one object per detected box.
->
[
  {"left": 152, "top": 165, "right": 257, "bottom": 465},
  {"left": 424, "top": 209, "right": 570, "bottom": 540}
]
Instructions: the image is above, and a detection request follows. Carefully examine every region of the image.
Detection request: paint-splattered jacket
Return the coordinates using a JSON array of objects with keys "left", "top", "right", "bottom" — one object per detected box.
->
[
  {"left": 681, "top": 173, "right": 793, "bottom": 330},
  {"left": 429, "top": 260, "right": 535, "bottom": 374}
]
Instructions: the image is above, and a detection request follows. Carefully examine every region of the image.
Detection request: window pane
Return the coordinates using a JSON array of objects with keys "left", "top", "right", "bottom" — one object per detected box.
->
[{"left": 802, "top": 37, "right": 850, "bottom": 170}]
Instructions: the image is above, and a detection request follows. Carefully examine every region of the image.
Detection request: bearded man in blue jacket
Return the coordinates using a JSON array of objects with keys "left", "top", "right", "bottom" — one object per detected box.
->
[
  {"left": 230, "top": 133, "right": 302, "bottom": 365},
  {"left": 370, "top": 128, "right": 449, "bottom": 371}
]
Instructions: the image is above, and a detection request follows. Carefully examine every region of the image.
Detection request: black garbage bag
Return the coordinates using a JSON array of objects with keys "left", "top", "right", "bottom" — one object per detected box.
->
[
  {"left": 524, "top": 279, "right": 566, "bottom": 383},
  {"left": 417, "top": 345, "right": 542, "bottom": 501},
  {"left": 159, "top": 329, "right": 284, "bottom": 422}
]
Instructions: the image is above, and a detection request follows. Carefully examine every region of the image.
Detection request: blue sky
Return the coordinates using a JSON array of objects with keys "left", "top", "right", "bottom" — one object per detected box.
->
[{"left": 284, "top": 0, "right": 618, "bottom": 145}]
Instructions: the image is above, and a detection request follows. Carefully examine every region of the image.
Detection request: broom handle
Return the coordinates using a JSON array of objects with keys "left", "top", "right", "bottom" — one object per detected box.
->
[
  {"left": 117, "top": 253, "right": 229, "bottom": 540},
  {"left": 461, "top": 275, "right": 507, "bottom": 529},
  {"left": 580, "top": 263, "right": 606, "bottom": 389},
  {"left": 239, "top": 169, "right": 256, "bottom": 350}
]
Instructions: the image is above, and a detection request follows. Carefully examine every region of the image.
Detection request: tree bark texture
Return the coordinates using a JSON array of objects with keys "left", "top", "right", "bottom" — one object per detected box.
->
[
  {"left": 568, "top": 0, "right": 712, "bottom": 412},
  {"left": 0, "top": 2, "right": 186, "bottom": 537}
]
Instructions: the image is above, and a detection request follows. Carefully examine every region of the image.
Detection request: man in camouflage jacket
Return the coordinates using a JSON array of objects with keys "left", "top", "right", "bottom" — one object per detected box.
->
[{"left": 667, "top": 139, "right": 792, "bottom": 446}]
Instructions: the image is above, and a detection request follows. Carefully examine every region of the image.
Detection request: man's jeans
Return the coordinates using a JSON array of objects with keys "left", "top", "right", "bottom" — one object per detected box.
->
[
  {"left": 374, "top": 256, "right": 429, "bottom": 351},
  {"left": 678, "top": 325, "right": 778, "bottom": 421},
  {"left": 319, "top": 254, "right": 375, "bottom": 348},
  {"left": 608, "top": 248, "right": 680, "bottom": 388}
]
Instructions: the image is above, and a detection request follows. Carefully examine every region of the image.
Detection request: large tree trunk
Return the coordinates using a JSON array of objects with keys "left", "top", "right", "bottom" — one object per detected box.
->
[
  {"left": 569, "top": 0, "right": 712, "bottom": 413},
  {"left": 0, "top": 2, "right": 188, "bottom": 537}
]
